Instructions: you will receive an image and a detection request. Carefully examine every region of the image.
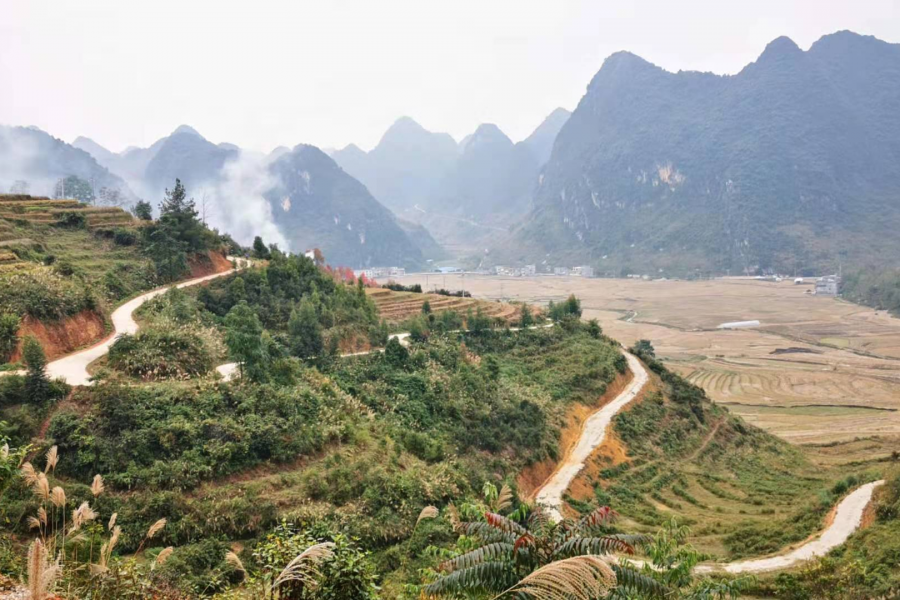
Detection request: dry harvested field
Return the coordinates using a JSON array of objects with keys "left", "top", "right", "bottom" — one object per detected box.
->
[{"left": 390, "top": 273, "right": 900, "bottom": 446}]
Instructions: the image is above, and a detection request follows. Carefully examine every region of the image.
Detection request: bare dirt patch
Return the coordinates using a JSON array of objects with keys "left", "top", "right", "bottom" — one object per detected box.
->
[
  {"left": 11, "top": 309, "right": 106, "bottom": 362},
  {"left": 518, "top": 369, "right": 633, "bottom": 500}
]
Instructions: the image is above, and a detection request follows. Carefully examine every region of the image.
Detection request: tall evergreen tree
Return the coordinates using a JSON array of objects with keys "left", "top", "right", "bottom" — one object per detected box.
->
[
  {"left": 22, "top": 336, "right": 50, "bottom": 404},
  {"left": 224, "top": 302, "right": 267, "bottom": 381},
  {"left": 288, "top": 299, "right": 324, "bottom": 360}
]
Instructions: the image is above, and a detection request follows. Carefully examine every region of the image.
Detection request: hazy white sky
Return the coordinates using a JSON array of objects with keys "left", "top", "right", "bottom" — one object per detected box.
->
[{"left": 2, "top": 0, "right": 898, "bottom": 153}]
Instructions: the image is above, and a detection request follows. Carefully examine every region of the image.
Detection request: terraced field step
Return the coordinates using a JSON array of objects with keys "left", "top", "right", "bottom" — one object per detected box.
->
[
  {"left": 0, "top": 193, "right": 137, "bottom": 230},
  {"left": 367, "top": 287, "right": 520, "bottom": 323}
]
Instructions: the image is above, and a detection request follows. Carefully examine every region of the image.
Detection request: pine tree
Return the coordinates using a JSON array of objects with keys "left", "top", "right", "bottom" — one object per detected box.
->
[
  {"left": 288, "top": 299, "right": 324, "bottom": 360},
  {"left": 224, "top": 302, "right": 266, "bottom": 381},
  {"left": 22, "top": 336, "right": 50, "bottom": 404},
  {"left": 519, "top": 303, "right": 534, "bottom": 327},
  {"left": 133, "top": 200, "right": 153, "bottom": 221},
  {"left": 252, "top": 236, "right": 271, "bottom": 260}
]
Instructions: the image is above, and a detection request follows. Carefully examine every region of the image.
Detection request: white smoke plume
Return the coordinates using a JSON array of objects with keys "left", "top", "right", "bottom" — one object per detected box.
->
[{"left": 201, "top": 151, "right": 290, "bottom": 251}]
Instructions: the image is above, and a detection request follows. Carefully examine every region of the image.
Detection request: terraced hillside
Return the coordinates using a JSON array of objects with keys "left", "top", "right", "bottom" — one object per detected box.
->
[
  {"left": 0, "top": 194, "right": 139, "bottom": 268},
  {"left": 367, "top": 287, "right": 521, "bottom": 323},
  {"left": 0, "top": 193, "right": 135, "bottom": 232}
]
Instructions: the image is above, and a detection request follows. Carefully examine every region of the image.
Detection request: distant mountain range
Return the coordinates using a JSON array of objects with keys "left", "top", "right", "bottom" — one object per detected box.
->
[
  {"left": 266, "top": 145, "right": 428, "bottom": 269},
  {"left": 332, "top": 109, "right": 570, "bottom": 254},
  {"left": 498, "top": 31, "right": 900, "bottom": 276},
  {"left": 1, "top": 126, "right": 134, "bottom": 204},
  {"left": 10, "top": 29, "right": 900, "bottom": 275},
  {"left": 70, "top": 126, "right": 440, "bottom": 268}
]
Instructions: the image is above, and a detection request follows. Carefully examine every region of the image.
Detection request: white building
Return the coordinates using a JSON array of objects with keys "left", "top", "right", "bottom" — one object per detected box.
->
[
  {"left": 571, "top": 266, "right": 594, "bottom": 278},
  {"left": 815, "top": 275, "right": 839, "bottom": 296}
]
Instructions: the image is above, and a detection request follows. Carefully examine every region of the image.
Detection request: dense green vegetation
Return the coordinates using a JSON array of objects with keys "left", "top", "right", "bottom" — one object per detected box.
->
[
  {"left": 107, "top": 318, "right": 224, "bottom": 380},
  {"left": 0, "top": 182, "right": 236, "bottom": 368},
  {"left": 842, "top": 267, "right": 900, "bottom": 316},
  {"left": 0, "top": 257, "right": 635, "bottom": 596},
  {"left": 0, "top": 229, "right": 891, "bottom": 597}
]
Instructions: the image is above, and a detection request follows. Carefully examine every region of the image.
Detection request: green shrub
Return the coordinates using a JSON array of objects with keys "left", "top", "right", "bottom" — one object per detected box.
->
[
  {"left": 0, "top": 314, "right": 19, "bottom": 362},
  {"left": 0, "top": 269, "right": 94, "bottom": 320},
  {"left": 154, "top": 539, "right": 240, "bottom": 596},
  {"left": 113, "top": 227, "right": 137, "bottom": 246},
  {"left": 56, "top": 211, "right": 87, "bottom": 228},
  {"left": 108, "top": 320, "right": 223, "bottom": 380},
  {"left": 253, "top": 524, "right": 379, "bottom": 600}
]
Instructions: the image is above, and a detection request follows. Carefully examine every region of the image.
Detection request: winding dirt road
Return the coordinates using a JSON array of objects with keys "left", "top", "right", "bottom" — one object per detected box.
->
[
  {"left": 45, "top": 259, "right": 245, "bottom": 386},
  {"left": 698, "top": 479, "right": 884, "bottom": 574},
  {"left": 536, "top": 351, "right": 649, "bottom": 522},
  {"left": 532, "top": 349, "right": 884, "bottom": 573}
]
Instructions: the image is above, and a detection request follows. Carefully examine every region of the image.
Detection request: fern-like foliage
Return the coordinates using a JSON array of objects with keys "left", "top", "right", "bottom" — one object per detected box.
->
[
  {"left": 439, "top": 542, "right": 516, "bottom": 573},
  {"left": 423, "top": 561, "right": 520, "bottom": 597},
  {"left": 611, "top": 564, "right": 669, "bottom": 597},
  {"left": 553, "top": 535, "right": 636, "bottom": 558}
]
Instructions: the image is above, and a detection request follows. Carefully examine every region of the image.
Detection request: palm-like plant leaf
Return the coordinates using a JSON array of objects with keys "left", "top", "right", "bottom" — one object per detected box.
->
[
  {"left": 576, "top": 506, "right": 618, "bottom": 531},
  {"left": 424, "top": 561, "right": 520, "bottom": 597},
  {"left": 439, "top": 542, "right": 515, "bottom": 573},
  {"left": 611, "top": 564, "right": 668, "bottom": 597},
  {"left": 553, "top": 535, "right": 636, "bottom": 558},
  {"left": 458, "top": 521, "right": 519, "bottom": 545},
  {"left": 485, "top": 512, "right": 527, "bottom": 535}
]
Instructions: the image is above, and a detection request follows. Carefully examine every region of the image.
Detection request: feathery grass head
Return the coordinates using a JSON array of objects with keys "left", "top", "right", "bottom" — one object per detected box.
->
[
  {"left": 71, "top": 501, "right": 97, "bottom": 532},
  {"left": 21, "top": 462, "right": 37, "bottom": 486},
  {"left": 147, "top": 518, "right": 166, "bottom": 539},
  {"left": 492, "top": 555, "right": 616, "bottom": 600},
  {"left": 416, "top": 506, "right": 440, "bottom": 527},
  {"left": 1, "top": 443, "right": 8, "bottom": 460},
  {"left": 154, "top": 547, "right": 174, "bottom": 569},
  {"left": 496, "top": 484, "right": 514, "bottom": 513},
  {"left": 27, "top": 538, "right": 59, "bottom": 600},
  {"left": 272, "top": 542, "right": 335, "bottom": 591},
  {"left": 34, "top": 473, "right": 50, "bottom": 501},
  {"left": 51, "top": 486, "right": 66, "bottom": 509},
  {"left": 44, "top": 446, "right": 58, "bottom": 474},
  {"left": 108, "top": 512, "right": 117, "bottom": 531},
  {"left": 225, "top": 551, "right": 245, "bottom": 576},
  {"left": 91, "top": 474, "right": 104, "bottom": 497}
]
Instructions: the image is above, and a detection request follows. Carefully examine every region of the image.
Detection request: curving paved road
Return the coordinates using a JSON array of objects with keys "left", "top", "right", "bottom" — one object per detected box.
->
[
  {"left": 45, "top": 259, "right": 246, "bottom": 386},
  {"left": 532, "top": 350, "right": 884, "bottom": 573}
]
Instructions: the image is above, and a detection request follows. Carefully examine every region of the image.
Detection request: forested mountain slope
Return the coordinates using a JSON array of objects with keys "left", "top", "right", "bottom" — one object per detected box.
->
[
  {"left": 266, "top": 145, "right": 427, "bottom": 269},
  {"left": 500, "top": 31, "right": 900, "bottom": 276}
]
